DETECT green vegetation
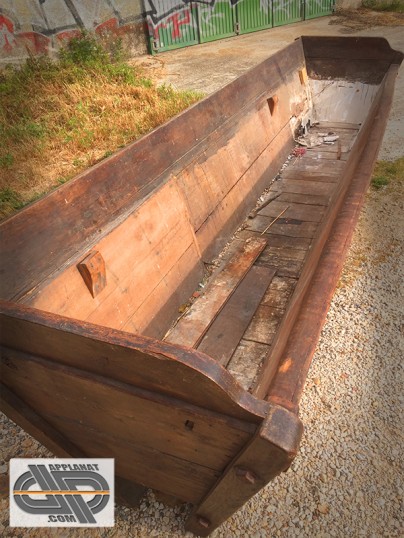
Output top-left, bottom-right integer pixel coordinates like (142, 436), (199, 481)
(0, 31), (203, 219)
(362, 0), (404, 12)
(0, 188), (24, 215)
(371, 158), (404, 190)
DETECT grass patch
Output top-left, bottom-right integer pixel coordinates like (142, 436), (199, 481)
(362, 0), (404, 12)
(0, 32), (203, 220)
(0, 188), (24, 216)
(371, 158), (404, 190)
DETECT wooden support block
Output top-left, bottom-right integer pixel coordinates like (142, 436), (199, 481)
(77, 251), (106, 298)
(154, 490), (182, 508)
(115, 477), (146, 508)
(184, 405), (303, 536)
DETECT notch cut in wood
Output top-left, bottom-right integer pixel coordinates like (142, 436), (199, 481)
(77, 251), (106, 298)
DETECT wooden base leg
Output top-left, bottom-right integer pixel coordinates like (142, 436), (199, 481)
(185, 404), (303, 536)
(115, 476), (147, 508)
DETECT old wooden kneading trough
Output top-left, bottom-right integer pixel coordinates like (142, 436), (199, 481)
(0, 37), (402, 534)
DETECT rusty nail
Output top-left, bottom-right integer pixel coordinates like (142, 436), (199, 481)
(235, 466), (258, 485)
(197, 516), (211, 528)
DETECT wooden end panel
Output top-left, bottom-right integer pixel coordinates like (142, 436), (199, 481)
(2, 319), (267, 503)
(0, 301), (269, 423)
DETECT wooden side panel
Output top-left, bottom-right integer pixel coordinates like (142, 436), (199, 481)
(177, 70), (309, 262)
(0, 40), (306, 304)
(27, 182), (204, 337)
(253, 71), (388, 400)
(267, 65), (402, 411)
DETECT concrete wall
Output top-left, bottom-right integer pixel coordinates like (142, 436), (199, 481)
(336, 0), (362, 9)
(0, 0), (148, 64)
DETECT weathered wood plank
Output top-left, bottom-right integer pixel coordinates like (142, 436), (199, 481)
(243, 305), (283, 346)
(165, 238), (267, 348)
(261, 276), (297, 310)
(227, 340), (271, 391)
(256, 255), (304, 279)
(258, 201), (325, 223)
(236, 229), (312, 250)
(248, 216), (318, 238)
(276, 192), (331, 206)
(272, 178), (337, 197)
(280, 169), (340, 181)
(197, 266), (276, 367)
(305, 150), (348, 161)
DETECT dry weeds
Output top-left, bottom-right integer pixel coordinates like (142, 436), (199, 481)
(0, 53), (201, 220)
(330, 7), (404, 33)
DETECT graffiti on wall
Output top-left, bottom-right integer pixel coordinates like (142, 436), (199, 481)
(145, 0), (280, 45)
(0, 0), (145, 61)
(145, 0), (240, 44)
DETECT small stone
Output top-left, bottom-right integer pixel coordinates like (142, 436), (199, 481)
(313, 378), (321, 386)
(317, 503), (329, 515)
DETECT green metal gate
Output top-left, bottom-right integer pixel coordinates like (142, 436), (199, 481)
(273, 0), (303, 27)
(148, 5), (199, 54)
(198, 1), (236, 43)
(237, 0), (272, 35)
(305, 0), (334, 19)
(147, 0), (334, 54)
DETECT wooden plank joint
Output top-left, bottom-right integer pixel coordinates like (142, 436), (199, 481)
(77, 251), (107, 298)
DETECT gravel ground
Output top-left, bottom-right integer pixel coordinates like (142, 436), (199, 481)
(1, 22), (403, 538)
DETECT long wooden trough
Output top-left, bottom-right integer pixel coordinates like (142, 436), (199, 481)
(0, 37), (402, 534)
